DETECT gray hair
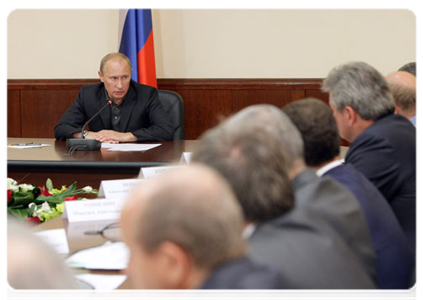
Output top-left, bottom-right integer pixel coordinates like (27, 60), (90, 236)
(191, 105), (296, 223)
(322, 61), (395, 120)
(5, 220), (88, 300)
(226, 105), (305, 167)
(398, 62), (416, 77)
(135, 164), (247, 270)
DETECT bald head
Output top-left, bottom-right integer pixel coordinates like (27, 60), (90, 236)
(121, 164), (247, 270)
(386, 71), (416, 118)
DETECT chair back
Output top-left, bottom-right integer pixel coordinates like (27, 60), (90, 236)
(158, 89), (185, 140)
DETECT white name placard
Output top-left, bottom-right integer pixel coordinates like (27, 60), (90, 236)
(138, 165), (184, 179)
(98, 178), (143, 199)
(35, 229), (69, 254)
(179, 152), (192, 164)
(62, 198), (126, 223)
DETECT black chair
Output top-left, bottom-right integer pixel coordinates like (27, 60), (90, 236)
(157, 90), (185, 140)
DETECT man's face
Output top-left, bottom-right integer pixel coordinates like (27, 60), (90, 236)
(99, 58), (131, 102)
(328, 99), (351, 142)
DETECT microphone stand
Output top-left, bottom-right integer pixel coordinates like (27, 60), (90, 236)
(66, 100), (113, 154)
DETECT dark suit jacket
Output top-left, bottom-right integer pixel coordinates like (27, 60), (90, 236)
(325, 163), (414, 288)
(250, 208), (381, 300)
(293, 168), (376, 275)
(345, 114), (416, 253)
(54, 81), (174, 142)
(199, 257), (284, 289)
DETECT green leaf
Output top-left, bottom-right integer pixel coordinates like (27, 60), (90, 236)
(10, 192), (34, 207)
(46, 178), (54, 192)
(36, 195), (63, 204)
(8, 207), (30, 220)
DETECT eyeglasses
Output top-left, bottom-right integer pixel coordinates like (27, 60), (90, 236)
(84, 222), (121, 242)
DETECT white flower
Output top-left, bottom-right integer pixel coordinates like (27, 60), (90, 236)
(82, 186), (93, 193)
(32, 202), (52, 218)
(39, 202), (51, 212)
(7, 178), (18, 192)
(18, 183), (34, 193)
(28, 203), (37, 216)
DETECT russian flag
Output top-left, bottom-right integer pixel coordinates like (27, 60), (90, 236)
(118, 9), (157, 88)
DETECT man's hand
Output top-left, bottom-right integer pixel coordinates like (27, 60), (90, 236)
(94, 130), (137, 143)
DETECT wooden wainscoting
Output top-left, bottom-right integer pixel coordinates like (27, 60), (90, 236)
(7, 78), (330, 140)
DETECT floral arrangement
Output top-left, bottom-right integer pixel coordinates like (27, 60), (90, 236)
(7, 178), (98, 223)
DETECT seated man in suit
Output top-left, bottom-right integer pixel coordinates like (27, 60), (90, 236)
(54, 52), (174, 143)
(386, 71), (416, 126)
(322, 62), (416, 255)
(192, 105), (376, 288)
(8, 219), (79, 289)
(120, 164), (283, 289)
(283, 98), (414, 288)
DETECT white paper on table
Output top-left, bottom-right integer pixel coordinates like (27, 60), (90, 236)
(179, 152), (192, 164)
(102, 143), (161, 152)
(35, 228), (69, 254)
(66, 241), (129, 270)
(138, 165), (184, 179)
(8, 143), (50, 149)
(75, 274), (127, 290)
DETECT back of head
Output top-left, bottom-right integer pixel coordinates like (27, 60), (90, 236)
(322, 61), (395, 120)
(283, 98), (340, 167)
(134, 164), (247, 270)
(192, 105), (295, 223)
(398, 62), (416, 77)
(386, 71), (416, 116)
(8, 220), (77, 289)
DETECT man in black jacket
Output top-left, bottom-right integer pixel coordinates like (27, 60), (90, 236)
(54, 53), (174, 143)
(322, 61), (416, 255)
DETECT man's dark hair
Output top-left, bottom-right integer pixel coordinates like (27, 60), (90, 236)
(192, 122), (294, 223)
(398, 62), (416, 77)
(283, 98), (340, 167)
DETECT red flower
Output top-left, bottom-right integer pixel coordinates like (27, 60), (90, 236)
(39, 187), (53, 197)
(26, 216), (41, 223)
(64, 194), (78, 201)
(7, 190), (13, 202)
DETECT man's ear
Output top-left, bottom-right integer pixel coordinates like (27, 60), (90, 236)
(157, 241), (192, 289)
(344, 106), (357, 127)
(98, 71), (104, 82)
(394, 106), (400, 114)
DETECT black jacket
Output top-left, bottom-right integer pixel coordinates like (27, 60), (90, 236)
(345, 113), (416, 253)
(54, 80), (174, 142)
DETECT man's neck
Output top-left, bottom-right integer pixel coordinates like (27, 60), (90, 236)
(185, 267), (210, 289)
(348, 119), (375, 142)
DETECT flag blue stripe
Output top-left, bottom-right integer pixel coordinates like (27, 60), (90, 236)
(119, 9), (153, 82)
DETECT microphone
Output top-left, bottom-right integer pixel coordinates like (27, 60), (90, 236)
(66, 100), (113, 153)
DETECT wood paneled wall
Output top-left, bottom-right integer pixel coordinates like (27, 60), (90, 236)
(7, 79), (330, 140)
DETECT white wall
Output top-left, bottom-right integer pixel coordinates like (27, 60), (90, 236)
(7, 9), (416, 79)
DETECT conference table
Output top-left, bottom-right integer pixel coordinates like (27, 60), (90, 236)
(8, 137), (350, 290)
(7, 138), (199, 189)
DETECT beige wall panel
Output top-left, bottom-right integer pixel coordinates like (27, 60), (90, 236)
(8, 9), (415, 79)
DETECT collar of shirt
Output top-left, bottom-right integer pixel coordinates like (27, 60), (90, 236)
(410, 113), (420, 130)
(242, 223), (257, 239)
(315, 159), (344, 177)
